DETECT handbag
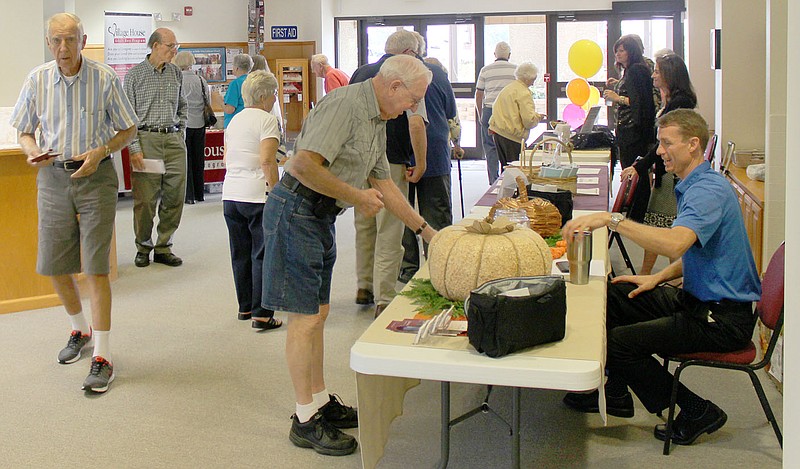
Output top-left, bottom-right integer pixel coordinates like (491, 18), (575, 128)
(200, 80), (217, 128)
(466, 276), (566, 358)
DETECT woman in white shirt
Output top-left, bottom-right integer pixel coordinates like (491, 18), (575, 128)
(222, 70), (282, 330)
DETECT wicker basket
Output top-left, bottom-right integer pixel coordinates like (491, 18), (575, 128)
(487, 176), (562, 237)
(519, 137), (578, 194)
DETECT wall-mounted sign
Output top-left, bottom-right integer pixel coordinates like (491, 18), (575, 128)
(271, 26), (298, 40)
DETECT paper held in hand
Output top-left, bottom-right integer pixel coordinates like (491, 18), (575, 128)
(132, 159), (166, 174)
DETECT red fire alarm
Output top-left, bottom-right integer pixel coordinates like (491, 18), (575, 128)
(184, 6), (193, 16)
(543, 73), (551, 83)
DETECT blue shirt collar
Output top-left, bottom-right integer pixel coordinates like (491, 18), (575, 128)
(675, 161), (712, 197)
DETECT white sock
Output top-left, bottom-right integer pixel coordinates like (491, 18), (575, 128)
(68, 312), (90, 335)
(92, 330), (111, 361)
(312, 389), (330, 411)
(296, 401), (319, 423)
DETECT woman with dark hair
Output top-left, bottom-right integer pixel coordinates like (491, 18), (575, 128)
(604, 34), (656, 223)
(620, 53), (698, 274)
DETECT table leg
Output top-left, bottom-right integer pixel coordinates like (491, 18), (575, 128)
(437, 381), (451, 469)
(512, 387), (520, 469)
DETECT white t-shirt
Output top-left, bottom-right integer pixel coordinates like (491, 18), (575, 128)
(222, 108), (280, 203)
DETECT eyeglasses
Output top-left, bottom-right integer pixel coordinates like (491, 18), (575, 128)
(162, 43), (180, 50)
(400, 82), (425, 107)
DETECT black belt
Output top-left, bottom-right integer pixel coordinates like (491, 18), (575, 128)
(280, 173), (345, 217)
(53, 156), (112, 172)
(139, 125), (181, 133)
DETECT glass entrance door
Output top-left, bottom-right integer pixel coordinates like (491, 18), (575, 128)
(422, 20), (479, 157)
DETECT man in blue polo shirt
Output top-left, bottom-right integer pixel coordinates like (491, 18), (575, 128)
(560, 109), (761, 447)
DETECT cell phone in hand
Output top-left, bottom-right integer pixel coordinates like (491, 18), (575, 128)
(556, 261), (570, 273)
(30, 151), (60, 163)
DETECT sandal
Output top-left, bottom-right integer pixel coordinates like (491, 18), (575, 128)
(252, 317), (282, 330)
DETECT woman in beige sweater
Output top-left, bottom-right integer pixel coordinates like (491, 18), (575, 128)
(489, 62), (544, 169)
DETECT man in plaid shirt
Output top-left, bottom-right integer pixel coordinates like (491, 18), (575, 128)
(124, 28), (188, 268)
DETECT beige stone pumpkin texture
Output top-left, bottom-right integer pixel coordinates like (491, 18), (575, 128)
(428, 224), (553, 301)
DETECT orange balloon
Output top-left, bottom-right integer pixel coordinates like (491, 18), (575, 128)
(566, 78), (590, 106)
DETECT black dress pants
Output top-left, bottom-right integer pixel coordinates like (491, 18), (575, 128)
(400, 174), (453, 281)
(606, 281), (755, 413)
(492, 133), (523, 168)
(185, 127), (206, 202)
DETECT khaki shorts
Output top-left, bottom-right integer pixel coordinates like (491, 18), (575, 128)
(36, 159), (118, 276)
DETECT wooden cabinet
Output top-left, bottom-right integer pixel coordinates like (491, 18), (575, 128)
(0, 148), (118, 314)
(276, 58), (310, 133)
(725, 165), (764, 272)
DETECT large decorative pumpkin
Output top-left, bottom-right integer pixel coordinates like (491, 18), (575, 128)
(428, 219), (553, 301)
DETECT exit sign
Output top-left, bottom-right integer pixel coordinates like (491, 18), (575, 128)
(271, 26), (298, 40)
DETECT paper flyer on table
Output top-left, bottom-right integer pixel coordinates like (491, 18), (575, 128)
(578, 177), (599, 184)
(576, 167), (601, 175)
(577, 187), (600, 195)
(132, 159), (166, 174)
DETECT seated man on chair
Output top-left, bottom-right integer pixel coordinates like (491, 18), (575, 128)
(561, 109), (761, 446)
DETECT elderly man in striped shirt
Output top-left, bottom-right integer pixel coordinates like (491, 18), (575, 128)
(11, 13), (138, 393)
(475, 41), (517, 184)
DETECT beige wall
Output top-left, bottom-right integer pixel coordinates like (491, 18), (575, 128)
(783, 1), (799, 463)
(686, 0), (716, 134)
(765, 0), (787, 264)
(0, 4), (45, 106)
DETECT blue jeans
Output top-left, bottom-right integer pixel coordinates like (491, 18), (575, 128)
(223, 200), (273, 319)
(261, 183), (337, 315)
(480, 106), (499, 184)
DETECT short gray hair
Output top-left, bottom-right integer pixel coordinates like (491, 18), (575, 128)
(515, 62), (538, 83)
(233, 54), (253, 73)
(242, 70), (278, 107)
(251, 54), (268, 72)
(311, 54), (329, 67)
(385, 30), (419, 55)
(147, 30), (162, 49)
(173, 51), (195, 70)
(494, 42), (511, 59)
(378, 54), (432, 87)
(47, 13), (84, 39)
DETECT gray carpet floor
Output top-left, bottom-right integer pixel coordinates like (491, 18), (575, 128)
(0, 160), (783, 468)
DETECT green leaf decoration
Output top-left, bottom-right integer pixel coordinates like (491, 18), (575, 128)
(399, 279), (466, 319)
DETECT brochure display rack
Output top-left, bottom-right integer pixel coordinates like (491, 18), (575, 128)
(276, 58), (310, 132)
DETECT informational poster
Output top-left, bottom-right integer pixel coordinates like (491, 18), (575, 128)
(181, 47), (226, 83)
(225, 48), (243, 80)
(103, 11), (153, 82)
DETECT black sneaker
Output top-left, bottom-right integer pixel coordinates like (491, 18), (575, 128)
(289, 413), (358, 456)
(82, 356), (115, 393)
(57, 330), (92, 364)
(320, 394), (359, 428)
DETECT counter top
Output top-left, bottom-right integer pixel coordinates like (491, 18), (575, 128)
(725, 164), (764, 204)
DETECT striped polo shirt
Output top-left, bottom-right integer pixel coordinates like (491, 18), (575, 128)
(11, 57), (138, 159)
(476, 59), (517, 107)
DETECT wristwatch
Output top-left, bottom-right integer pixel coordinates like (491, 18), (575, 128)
(609, 212), (625, 232)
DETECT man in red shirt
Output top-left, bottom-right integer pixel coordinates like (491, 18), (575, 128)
(311, 54), (349, 94)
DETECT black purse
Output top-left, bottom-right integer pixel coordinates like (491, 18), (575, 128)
(466, 276), (567, 358)
(201, 80), (217, 128)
